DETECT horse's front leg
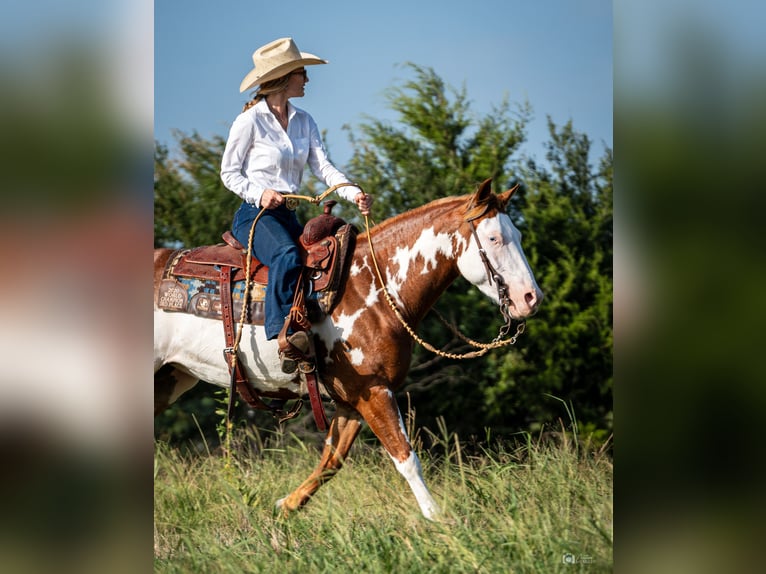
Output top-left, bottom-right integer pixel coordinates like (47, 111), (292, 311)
(355, 386), (441, 521)
(277, 402), (363, 514)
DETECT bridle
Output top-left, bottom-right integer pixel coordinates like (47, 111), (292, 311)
(465, 211), (517, 339)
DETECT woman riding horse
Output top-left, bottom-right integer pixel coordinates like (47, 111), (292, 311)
(220, 37), (373, 374)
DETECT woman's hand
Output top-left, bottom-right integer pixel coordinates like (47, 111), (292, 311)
(260, 189), (284, 209)
(354, 192), (373, 216)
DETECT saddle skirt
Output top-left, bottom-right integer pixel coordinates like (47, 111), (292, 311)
(157, 202), (357, 325)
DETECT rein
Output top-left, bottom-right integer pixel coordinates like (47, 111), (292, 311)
(363, 199), (526, 360)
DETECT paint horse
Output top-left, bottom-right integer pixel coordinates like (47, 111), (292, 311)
(154, 178), (543, 520)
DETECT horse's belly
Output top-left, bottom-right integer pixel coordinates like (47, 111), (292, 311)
(153, 310), (302, 393)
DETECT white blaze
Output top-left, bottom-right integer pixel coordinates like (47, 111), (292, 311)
(456, 213), (540, 308)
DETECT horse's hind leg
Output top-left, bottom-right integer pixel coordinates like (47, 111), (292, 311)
(355, 386), (441, 521)
(154, 364), (199, 416)
(277, 402), (363, 513)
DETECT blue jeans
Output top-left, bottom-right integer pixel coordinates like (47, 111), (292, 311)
(232, 201), (304, 340)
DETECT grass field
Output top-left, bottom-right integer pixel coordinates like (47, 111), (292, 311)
(154, 421), (612, 573)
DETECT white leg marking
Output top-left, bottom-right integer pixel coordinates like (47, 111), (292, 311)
(391, 451), (441, 521)
(383, 389), (440, 519)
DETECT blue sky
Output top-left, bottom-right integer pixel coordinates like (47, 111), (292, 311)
(155, 0), (612, 169)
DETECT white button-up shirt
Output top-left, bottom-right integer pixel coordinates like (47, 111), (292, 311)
(220, 99), (358, 207)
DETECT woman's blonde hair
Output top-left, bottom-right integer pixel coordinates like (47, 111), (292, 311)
(242, 74), (291, 112)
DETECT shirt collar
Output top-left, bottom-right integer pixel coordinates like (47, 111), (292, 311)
(254, 98), (296, 119)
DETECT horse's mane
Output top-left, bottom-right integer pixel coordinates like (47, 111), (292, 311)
(362, 191), (499, 239)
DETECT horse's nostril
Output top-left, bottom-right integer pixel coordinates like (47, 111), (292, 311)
(524, 291), (537, 307)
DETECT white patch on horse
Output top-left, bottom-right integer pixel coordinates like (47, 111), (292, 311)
(315, 264), (378, 366)
(154, 311), (301, 393)
(314, 317), (353, 366)
(382, 227), (460, 309)
(348, 348), (364, 366)
(363, 279), (380, 307)
(391, 246), (413, 281)
(392, 227), (456, 282)
(322, 309), (362, 344)
(457, 214), (508, 287)
(350, 254), (373, 277)
(314, 300), (372, 366)
(384, 267), (405, 309)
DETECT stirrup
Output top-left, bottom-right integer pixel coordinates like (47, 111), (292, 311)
(279, 331), (311, 374)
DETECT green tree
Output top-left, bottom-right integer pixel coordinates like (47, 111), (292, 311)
(154, 130), (239, 248)
(341, 63), (529, 221)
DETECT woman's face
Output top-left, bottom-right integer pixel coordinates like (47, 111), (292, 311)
(285, 68), (308, 99)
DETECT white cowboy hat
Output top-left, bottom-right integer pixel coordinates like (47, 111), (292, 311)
(239, 37), (328, 93)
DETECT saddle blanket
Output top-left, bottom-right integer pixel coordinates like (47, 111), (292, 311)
(157, 273), (266, 325)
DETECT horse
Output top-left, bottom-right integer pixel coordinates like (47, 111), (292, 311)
(153, 178), (543, 520)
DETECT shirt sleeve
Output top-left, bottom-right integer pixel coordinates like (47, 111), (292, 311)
(305, 115), (359, 202)
(220, 113), (264, 206)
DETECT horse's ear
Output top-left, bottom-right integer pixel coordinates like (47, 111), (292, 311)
(475, 178), (493, 202)
(464, 178), (494, 221)
(497, 183), (520, 211)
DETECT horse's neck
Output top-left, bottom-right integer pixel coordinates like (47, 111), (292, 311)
(360, 205), (465, 324)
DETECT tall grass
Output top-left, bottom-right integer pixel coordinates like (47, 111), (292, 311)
(154, 421), (612, 573)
